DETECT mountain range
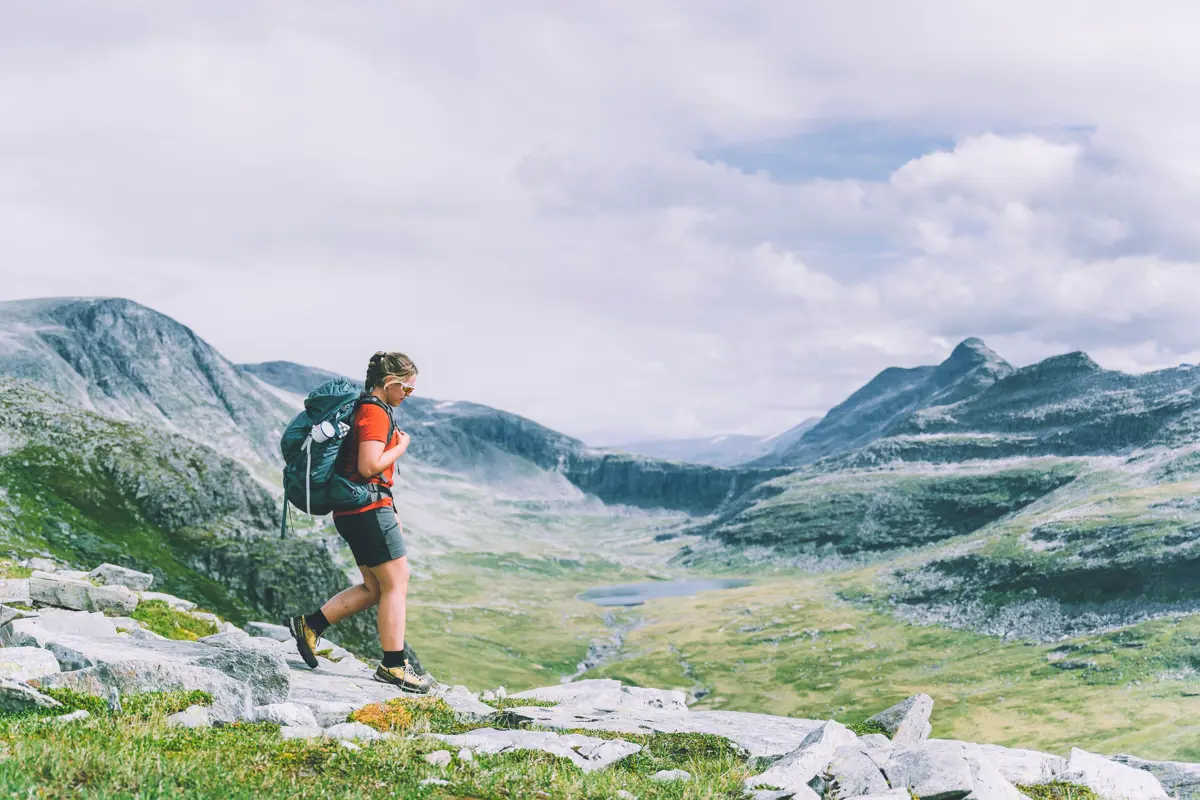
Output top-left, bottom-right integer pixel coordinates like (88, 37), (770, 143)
(3, 295), (1200, 647)
(612, 418), (819, 467)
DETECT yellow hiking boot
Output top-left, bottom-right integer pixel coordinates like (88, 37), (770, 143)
(373, 662), (432, 695)
(287, 615), (321, 669)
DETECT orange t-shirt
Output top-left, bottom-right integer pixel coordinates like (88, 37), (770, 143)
(332, 402), (398, 518)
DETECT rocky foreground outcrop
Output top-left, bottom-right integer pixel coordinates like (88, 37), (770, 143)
(0, 560), (1192, 800)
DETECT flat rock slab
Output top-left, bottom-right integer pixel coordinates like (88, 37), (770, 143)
(510, 678), (687, 712)
(10, 609), (118, 639)
(506, 705), (823, 758)
(3, 620), (212, 671)
(88, 564), (154, 592)
(41, 660), (253, 722)
(1064, 748), (1169, 800)
(243, 621), (291, 641)
(0, 646), (61, 683)
(1112, 754), (1200, 800)
(432, 727), (641, 772)
(29, 572), (137, 615)
(0, 579), (30, 605)
(960, 741), (1066, 787)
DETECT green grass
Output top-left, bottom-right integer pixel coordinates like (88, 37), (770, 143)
(585, 572), (1200, 761)
(0, 560), (32, 579)
(132, 600), (219, 641)
(0, 446), (253, 622)
(0, 692), (753, 799)
(1017, 782), (1102, 800)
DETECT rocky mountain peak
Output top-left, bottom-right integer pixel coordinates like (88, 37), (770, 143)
(0, 296), (293, 469)
(1028, 350), (1103, 374)
(937, 337), (1013, 378)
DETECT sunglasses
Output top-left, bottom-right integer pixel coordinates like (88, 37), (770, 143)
(385, 378), (416, 396)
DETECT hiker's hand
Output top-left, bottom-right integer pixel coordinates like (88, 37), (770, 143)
(394, 431), (411, 456)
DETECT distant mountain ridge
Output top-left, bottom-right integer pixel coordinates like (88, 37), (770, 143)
(0, 297), (292, 468)
(757, 338), (1015, 466)
(239, 361), (354, 397)
(614, 418), (820, 467)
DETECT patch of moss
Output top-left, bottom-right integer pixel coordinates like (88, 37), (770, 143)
(480, 697), (559, 712)
(349, 698), (414, 732)
(41, 688), (108, 716)
(846, 718), (890, 737)
(131, 600), (218, 641)
(124, 691), (212, 720)
(1018, 782), (1102, 800)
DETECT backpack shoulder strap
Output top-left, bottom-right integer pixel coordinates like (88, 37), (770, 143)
(356, 393), (398, 446)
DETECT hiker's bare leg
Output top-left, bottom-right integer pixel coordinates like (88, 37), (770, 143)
(369, 556), (409, 651)
(320, 566), (380, 624)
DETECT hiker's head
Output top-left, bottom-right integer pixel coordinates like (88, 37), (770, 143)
(365, 351), (418, 406)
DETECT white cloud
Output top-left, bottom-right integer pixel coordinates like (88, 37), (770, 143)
(4, 2), (1200, 442)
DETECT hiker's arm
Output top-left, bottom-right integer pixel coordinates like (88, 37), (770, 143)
(357, 432), (411, 477)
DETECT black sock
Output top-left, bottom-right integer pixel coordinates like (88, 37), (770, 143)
(382, 649), (405, 668)
(305, 610), (330, 636)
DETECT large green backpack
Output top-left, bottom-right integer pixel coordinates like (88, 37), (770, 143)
(279, 378), (395, 536)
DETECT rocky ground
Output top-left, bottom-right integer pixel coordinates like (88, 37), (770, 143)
(0, 560), (1195, 799)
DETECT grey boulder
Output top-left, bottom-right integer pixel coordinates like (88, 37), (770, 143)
(883, 739), (975, 800)
(324, 722), (393, 742)
(166, 705), (212, 729)
(40, 660), (252, 722)
(0, 678), (61, 712)
(1112, 754), (1200, 800)
(88, 564), (154, 592)
(651, 769), (691, 782)
(0, 646), (61, 683)
(866, 694), (933, 746)
(1063, 748), (1169, 800)
(432, 728), (642, 772)
(195, 647), (290, 706)
(250, 702), (318, 728)
(826, 744), (890, 797)
(300, 700), (355, 728)
(962, 742), (1066, 786)
(746, 720), (857, 793)
(29, 571), (137, 615)
(856, 733), (895, 768)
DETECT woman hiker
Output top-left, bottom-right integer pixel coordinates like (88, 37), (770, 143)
(288, 351), (432, 695)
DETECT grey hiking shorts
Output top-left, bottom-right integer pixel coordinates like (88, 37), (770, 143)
(333, 506), (407, 567)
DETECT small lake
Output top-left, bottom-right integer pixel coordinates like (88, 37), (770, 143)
(578, 578), (751, 607)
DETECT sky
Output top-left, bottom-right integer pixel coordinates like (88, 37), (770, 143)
(5, 2), (1200, 445)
